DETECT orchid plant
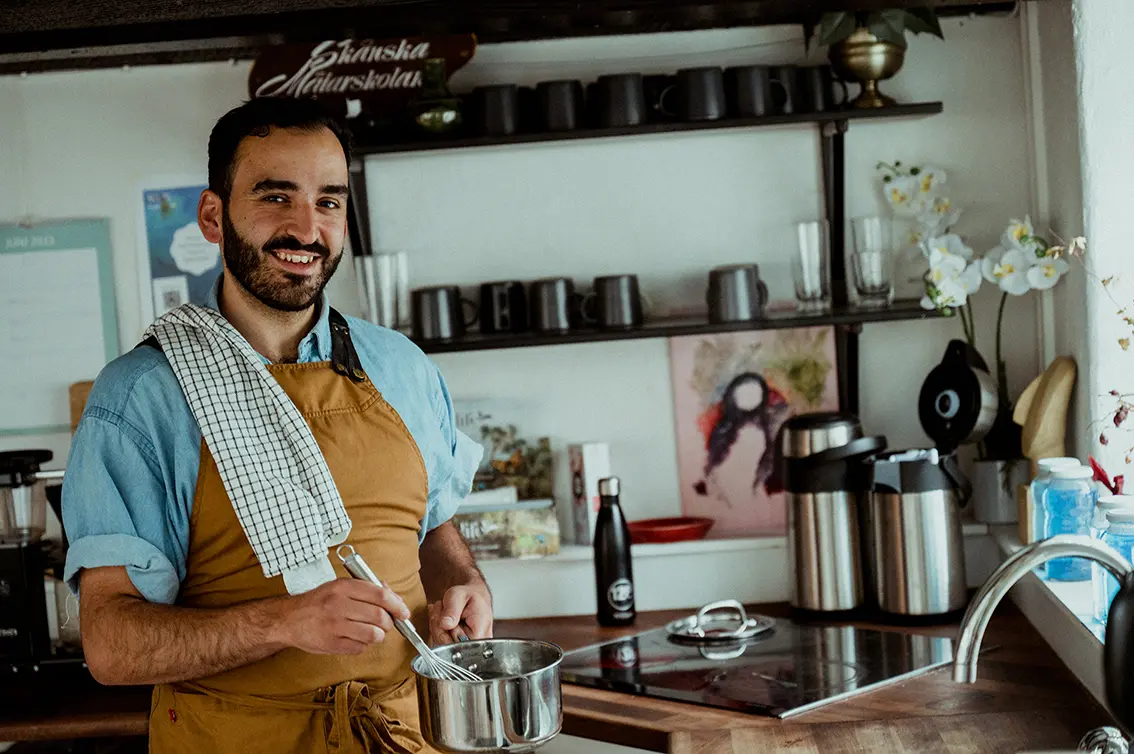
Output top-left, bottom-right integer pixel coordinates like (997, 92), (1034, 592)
(878, 161), (1074, 458)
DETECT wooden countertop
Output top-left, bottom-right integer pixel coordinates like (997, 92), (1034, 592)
(0, 602), (1112, 752)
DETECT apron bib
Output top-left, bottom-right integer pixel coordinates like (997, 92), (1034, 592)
(149, 311), (436, 754)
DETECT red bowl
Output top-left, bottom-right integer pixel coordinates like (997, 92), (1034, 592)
(627, 516), (714, 544)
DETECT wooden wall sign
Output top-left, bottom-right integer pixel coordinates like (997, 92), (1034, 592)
(248, 34), (476, 114)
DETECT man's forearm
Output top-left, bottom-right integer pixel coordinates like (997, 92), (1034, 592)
(84, 593), (288, 686)
(419, 521), (488, 602)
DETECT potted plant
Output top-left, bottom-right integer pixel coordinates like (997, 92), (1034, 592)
(812, 9), (944, 108)
(877, 160), (1076, 522)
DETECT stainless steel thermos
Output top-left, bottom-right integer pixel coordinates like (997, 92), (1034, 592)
(779, 413), (885, 613)
(866, 449), (970, 617)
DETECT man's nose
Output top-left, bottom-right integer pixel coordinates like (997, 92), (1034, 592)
(284, 204), (320, 246)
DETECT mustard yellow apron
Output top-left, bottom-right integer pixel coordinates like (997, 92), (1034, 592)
(149, 312), (436, 754)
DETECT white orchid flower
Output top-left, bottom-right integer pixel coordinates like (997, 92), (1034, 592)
(902, 223), (927, 249)
(920, 274), (969, 310)
(1026, 256), (1070, 290)
(928, 247), (965, 277)
(920, 244), (978, 310)
(922, 233), (974, 263)
(915, 166), (947, 197)
(981, 246), (1033, 295)
(885, 174), (923, 217)
(998, 215), (1046, 259)
(958, 261), (983, 295)
(926, 196), (962, 232)
(1001, 216), (1033, 249)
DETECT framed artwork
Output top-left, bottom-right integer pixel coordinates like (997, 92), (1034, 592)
(668, 327), (839, 538)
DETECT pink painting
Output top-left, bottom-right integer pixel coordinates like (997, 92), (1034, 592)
(668, 327), (839, 538)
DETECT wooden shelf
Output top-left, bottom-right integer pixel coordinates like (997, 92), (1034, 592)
(413, 299), (943, 354)
(2, 3), (1026, 75)
(355, 102), (944, 157)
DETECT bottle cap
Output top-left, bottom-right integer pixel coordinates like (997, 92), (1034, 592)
(599, 477), (620, 497)
(1038, 457), (1081, 473)
(1106, 508), (1134, 525)
(1097, 495), (1134, 511)
(1051, 465), (1093, 480)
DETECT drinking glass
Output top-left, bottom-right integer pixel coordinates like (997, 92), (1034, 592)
(356, 251), (410, 329)
(794, 220), (831, 312)
(850, 216), (894, 307)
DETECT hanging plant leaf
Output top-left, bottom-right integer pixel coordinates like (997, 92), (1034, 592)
(905, 8), (945, 39)
(818, 12), (857, 46)
(867, 10), (908, 47)
(802, 18), (818, 54)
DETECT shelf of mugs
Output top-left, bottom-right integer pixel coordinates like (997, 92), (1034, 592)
(411, 299), (944, 355)
(353, 102), (944, 157)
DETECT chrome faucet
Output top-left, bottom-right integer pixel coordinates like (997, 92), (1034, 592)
(953, 534), (1133, 684)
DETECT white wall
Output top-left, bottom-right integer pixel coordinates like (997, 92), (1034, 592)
(0, 18), (1038, 595)
(1033, 0), (1087, 460)
(1073, 0), (1134, 474)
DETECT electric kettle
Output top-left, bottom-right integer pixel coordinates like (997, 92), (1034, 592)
(918, 340), (998, 453)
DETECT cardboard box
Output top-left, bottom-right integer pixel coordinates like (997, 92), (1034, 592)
(452, 499), (560, 560)
(568, 442), (611, 545)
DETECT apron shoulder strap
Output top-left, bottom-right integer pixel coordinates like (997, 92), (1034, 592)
(136, 310), (366, 383)
(328, 308), (367, 383)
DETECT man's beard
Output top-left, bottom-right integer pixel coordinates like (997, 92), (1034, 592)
(221, 210), (341, 313)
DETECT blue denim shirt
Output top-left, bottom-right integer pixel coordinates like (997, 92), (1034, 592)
(61, 279), (482, 604)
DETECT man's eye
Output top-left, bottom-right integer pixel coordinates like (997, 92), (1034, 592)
(262, 195), (286, 203)
(319, 199), (342, 210)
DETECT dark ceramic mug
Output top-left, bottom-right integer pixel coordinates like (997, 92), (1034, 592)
(411, 286), (478, 342)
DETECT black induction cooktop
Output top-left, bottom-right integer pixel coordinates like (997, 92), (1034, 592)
(559, 617), (953, 718)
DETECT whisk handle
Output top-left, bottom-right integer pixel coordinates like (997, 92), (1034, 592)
(337, 545), (434, 658)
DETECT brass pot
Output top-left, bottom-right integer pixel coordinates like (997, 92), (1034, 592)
(829, 27), (906, 109)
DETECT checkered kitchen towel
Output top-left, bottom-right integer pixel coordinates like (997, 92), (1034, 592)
(145, 303), (352, 595)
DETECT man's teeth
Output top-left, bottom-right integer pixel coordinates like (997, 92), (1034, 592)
(274, 251), (316, 264)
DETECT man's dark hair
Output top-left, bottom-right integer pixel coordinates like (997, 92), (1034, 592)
(207, 97), (353, 200)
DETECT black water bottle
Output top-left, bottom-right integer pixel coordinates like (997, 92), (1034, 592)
(594, 476), (636, 626)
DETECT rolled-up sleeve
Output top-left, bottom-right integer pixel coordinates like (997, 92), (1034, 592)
(62, 407), (182, 604)
(421, 364), (483, 537)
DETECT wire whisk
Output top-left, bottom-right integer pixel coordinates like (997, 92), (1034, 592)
(336, 545), (483, 683)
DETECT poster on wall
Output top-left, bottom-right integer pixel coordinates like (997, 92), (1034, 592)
(137, 180), (218, 325)
(0, 219), (119, 434)
(668, 327), (839, 538)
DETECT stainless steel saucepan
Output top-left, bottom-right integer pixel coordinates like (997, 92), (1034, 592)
(414, 639), (564, 753)
(337, 546), (564, 753)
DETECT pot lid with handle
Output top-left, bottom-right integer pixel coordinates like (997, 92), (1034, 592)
(665, 599), (775, 644)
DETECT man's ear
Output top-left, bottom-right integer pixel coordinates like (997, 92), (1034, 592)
(198, 190), (223, 245)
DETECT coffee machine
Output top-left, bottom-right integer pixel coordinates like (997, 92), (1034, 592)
(0, 450), (78, 673)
